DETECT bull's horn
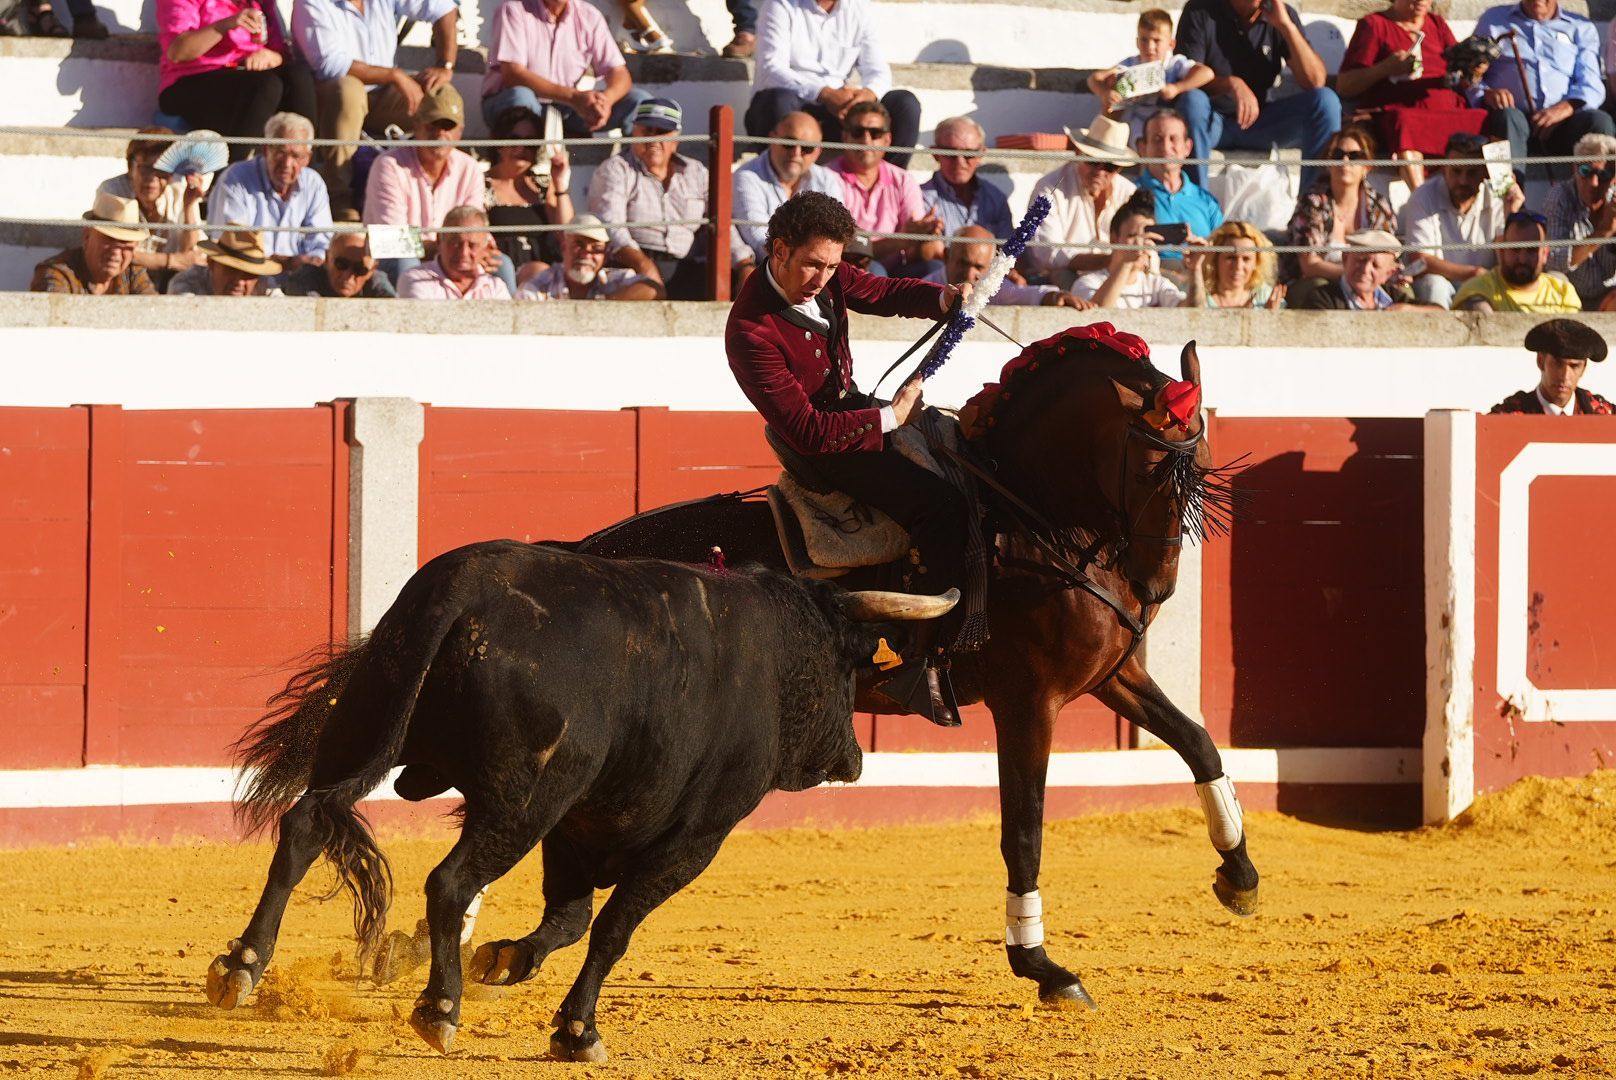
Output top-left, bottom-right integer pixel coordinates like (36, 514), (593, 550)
(843, 588), (960, 622)
(1180, 341), (1202, 387)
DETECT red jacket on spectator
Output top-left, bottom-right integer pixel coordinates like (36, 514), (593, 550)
(726, 260), (944, 455)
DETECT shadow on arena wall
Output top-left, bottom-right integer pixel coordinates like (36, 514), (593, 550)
(1205, 417), (1425, 826)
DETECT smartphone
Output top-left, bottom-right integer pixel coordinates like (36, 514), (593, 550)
(1152, 222), (1190, 245)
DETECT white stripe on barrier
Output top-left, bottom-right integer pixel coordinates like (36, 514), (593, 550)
(0, 747), (1415, 811)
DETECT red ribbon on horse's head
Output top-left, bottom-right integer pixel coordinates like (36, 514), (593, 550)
(1144, 379), (1201, 432)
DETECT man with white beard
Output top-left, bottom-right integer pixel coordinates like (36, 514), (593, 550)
(516, 215), (665, 300)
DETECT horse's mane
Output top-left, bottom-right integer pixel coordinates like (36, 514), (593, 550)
(959, 323), (1165, 442)
(958, 322), (1241, 560)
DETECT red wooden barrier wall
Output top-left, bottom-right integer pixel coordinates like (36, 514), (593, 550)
(0, 408), (89, 767)
(1200, 416), (1425, 749)
(0, 405), (345, 769)
(1472, 418), (1616, 792)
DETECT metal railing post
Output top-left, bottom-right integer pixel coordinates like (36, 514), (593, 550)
(708, 104), (734, 302)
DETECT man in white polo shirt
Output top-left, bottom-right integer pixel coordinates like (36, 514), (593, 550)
(1400, 132), (1524, 309)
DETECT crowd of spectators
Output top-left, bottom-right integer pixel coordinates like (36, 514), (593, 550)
(24, 0), (1616, 313)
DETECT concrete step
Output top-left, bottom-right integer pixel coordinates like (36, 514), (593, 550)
(46, 0), (1592, 64)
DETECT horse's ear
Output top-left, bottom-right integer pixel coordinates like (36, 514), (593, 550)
(1180, 341), (1202, 387)
(1109, 378), (1145, 412)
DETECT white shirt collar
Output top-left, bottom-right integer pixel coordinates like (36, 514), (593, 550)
(1537, 387), (1575, 414)
(765, 259), (829, 329)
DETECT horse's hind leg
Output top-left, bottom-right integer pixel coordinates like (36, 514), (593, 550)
(205, 795), (325, 1008)
(470, 839), (594, 987)
(989, 692), (1096, 1010)
(1091, 655), (1260, 917)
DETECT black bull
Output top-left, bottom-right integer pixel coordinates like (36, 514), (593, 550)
(205, 540), (956, 1062)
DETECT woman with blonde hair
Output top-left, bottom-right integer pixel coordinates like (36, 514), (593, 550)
(1187, 220), (1285, 309)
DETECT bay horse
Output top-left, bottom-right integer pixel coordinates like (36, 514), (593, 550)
(569, 322), (1259, 1008)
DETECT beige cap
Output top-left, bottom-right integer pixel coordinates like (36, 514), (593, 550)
(1345, 229), (1401, 252)
(1064, 114), (1134, 163)
(83, 190), (150, 243)
(568, 213), (610, 244)
(415, 82), (465, 128)
(198, 226), (284, 276)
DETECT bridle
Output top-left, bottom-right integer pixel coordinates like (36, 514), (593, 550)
(1112, 415), (1205, 553)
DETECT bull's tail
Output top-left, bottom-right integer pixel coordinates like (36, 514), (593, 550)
(231, 560), (474, 959)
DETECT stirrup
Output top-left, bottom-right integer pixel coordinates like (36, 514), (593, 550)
(869, 658), (961, 728)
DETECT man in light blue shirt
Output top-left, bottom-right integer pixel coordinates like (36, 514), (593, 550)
(206, 113), (333, 277)
(917, 116), (1013, 254)
(732, 111), (844, 261)
(292, 0), (459, 203)
(1472, 0), (1614, 175)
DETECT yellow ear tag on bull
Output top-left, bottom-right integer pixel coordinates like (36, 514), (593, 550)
(872, 637), (902, 670)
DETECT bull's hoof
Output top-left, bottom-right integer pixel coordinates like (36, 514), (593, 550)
(1213, 870), (1260, 919)
(372, 920), (431, 985)
(469, 938), (538, 986)
(1038, 978), (1097, 1012)
(549, 1020), (608, 1064)
(409, 994), (459, 1054)
(204, 938), (265, 1009)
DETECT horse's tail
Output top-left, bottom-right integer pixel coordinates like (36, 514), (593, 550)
(231, 553), (476, 959)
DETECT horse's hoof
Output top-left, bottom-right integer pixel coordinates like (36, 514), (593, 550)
(205, 958), (255, 1009)
(1214, 870), (1260, 918)
(1038, 979), (1097, 1012)
(372, 922), (430, 985)
(409, 998), (458, 1055)
(550, 1020), (608, 1063)
(204, 940), (264, 1009)
(470, 939), (536, 986)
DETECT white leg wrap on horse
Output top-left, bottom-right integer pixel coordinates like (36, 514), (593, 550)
(459, 887), (487, 945)
(1196, 774), (1244, 851)
(1005, 889), (1044, 948)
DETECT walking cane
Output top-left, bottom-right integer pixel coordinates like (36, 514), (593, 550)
(1505, 28), (1535, 114)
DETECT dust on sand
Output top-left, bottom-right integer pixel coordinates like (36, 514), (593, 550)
(2, 773), (1612, 1079)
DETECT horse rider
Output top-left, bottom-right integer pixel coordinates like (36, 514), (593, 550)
(1489, 318), (1614, 415)
(725, 190), (971, 725)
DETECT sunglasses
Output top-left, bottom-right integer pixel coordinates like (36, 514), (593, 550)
(1090, 160), (1121, 173)
(1578, 163), (1615, 183)
(332, 255), (371, 274)
(1326, 148), (1369, 161)
(846, 126), (888, 140)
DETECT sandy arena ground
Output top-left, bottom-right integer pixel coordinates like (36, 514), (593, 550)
(2, 773), (1613, 1079)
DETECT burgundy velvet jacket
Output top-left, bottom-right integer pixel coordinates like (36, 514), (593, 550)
(726, 260), (946, 455)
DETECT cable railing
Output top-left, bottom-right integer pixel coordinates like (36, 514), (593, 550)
(8, 107), (1616, 298)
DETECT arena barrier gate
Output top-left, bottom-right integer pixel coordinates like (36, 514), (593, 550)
(1, 402), (1607, 845)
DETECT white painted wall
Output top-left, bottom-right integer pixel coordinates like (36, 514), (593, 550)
(0, 322), (1597, 418)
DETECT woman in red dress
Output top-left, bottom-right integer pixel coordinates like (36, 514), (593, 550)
(1338, 0), (1485, 189)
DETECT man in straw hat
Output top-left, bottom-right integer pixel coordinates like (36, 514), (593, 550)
(1021, 114), (1138, 287)
(31, 192), (157, 295)
(1490, 317), (1614, 414)
(168, 226), (285, 296)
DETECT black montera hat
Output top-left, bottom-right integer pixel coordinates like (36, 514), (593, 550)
(1525, 318), (1607, 363)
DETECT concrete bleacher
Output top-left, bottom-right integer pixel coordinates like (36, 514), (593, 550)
(0, 0), (1603, 288)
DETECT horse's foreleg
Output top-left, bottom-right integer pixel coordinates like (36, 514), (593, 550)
(990, 695), (1096, 1010)
(1092, 656), (1259, 917)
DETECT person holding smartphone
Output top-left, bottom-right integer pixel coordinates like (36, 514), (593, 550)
(1073, 190), (1188, 308)
(1133, 109), (1225, 270)
(158, 0), (317, 160)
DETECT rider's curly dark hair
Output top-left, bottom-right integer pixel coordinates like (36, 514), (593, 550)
(765, 191), (858, 256)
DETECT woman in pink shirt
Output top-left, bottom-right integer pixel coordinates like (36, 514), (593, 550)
(158, 0), (316, 160)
